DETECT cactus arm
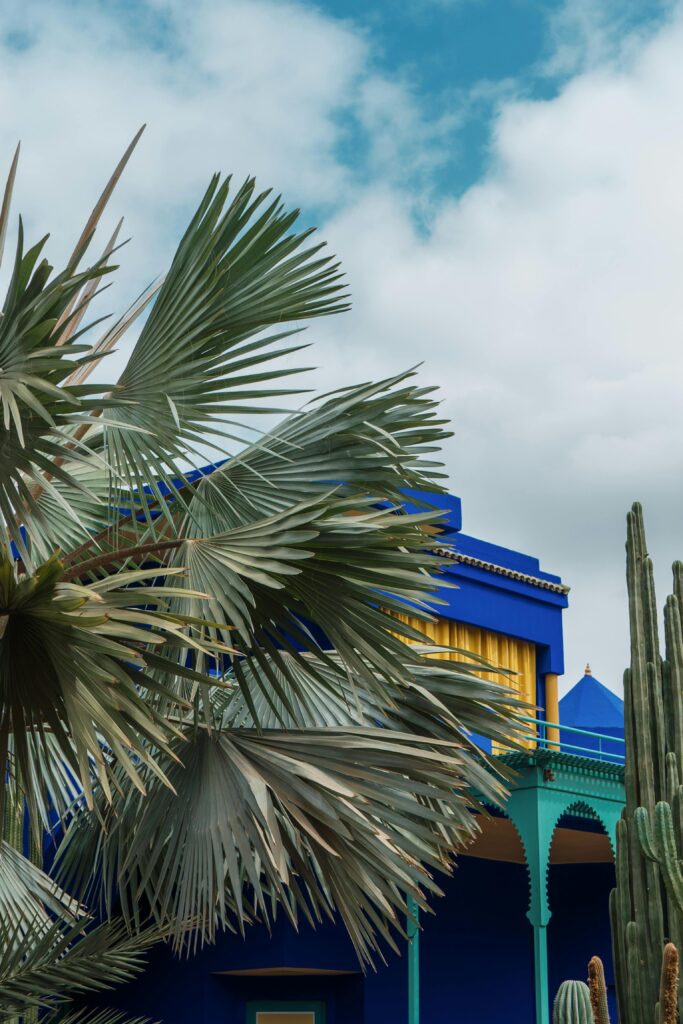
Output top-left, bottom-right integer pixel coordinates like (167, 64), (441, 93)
(626, 507), (657, 812)
(649, 657), (668, 804)
(665, 752), (679, 807)
(667, 577), (683, 758)
(635, 806), (659, 862)
(654, 801), (683, 916)
(609, 889), (628, 1024)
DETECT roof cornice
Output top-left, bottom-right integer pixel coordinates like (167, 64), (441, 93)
(434, 546), (570, 595)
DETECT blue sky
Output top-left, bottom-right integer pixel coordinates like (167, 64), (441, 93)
(1, 0), (683, 693)
(323, 0), (674, 200)
(345, 0), (671, 190)
(325, 0), (559, 194)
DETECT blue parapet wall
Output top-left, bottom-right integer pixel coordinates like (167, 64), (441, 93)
(435, 546), (567, 676)
(403, 486), (568, 677)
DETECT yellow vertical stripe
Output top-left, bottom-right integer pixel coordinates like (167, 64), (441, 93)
(396, 615), (537, 749)
(545, 673), (560, 748)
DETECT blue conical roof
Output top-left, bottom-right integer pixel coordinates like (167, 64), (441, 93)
(559, 665), (624, 730)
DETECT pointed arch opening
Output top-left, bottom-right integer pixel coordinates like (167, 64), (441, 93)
(548, 801), (614, 866)
(547, 802), (616, 1019)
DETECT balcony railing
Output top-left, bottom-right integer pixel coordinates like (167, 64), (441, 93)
(512, 714), (625, 764)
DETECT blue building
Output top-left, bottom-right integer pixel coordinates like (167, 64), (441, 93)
(108, 490), (626, 1024)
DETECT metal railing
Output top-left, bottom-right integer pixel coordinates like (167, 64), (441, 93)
(512, 714), (625, 764)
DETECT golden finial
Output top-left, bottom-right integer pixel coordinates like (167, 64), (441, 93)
(584, 663), (592, 675)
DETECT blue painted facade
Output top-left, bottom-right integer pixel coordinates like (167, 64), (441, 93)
(85, 488), (627, 1024)
(106, 840), (618, 1024)
(402, 485), (568, 678)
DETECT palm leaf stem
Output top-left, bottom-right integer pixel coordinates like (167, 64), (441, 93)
(61, 538), (185, 581)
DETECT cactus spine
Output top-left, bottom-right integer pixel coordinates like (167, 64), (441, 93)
(588, 956), (610, 1024)
(554, 981), (594, 1024)
(609, 503), (683, 1023)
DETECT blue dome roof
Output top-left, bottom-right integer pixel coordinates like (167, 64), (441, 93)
(559, 666), (624, 730)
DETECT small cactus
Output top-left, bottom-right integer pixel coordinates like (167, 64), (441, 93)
(553, 980), (594, 1024)
(588, 956), (610, 1024)
(659, 942), (679, 1024)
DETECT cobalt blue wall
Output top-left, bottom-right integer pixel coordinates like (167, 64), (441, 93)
(548, 861), (617, 1021)
(434, 557), (566, 676)
(98, 906), (412, 1024)
(105, 913), (367, 1023)
(419, 857), (535, 1023)
(98, 850), (617, 1024)
(402, 486), (568, 677)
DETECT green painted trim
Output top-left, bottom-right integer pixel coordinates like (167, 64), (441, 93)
(407, 895), (420, 1024)
(500, 748), (625, 781)
(246, 1000), (326, 1024)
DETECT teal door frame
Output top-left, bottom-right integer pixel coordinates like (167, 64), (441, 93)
(246, 1001), (326, 1023)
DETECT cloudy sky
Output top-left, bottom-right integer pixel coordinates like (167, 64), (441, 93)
(1, 0), (682, 694)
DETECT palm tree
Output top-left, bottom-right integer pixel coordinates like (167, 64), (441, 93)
(0, 130), (522, 1023)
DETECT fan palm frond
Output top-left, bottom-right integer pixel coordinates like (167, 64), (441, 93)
(55, 717), (507, 964)
(96, 174), (349, 524)
(51, 1009), (154, 1024)
(0, 913), (158, 1022)
(181, 369), (451, 534)
(0, 135), (523, 1005)
(0, 550), (234, 822)
(51, 1009), (153, 1024)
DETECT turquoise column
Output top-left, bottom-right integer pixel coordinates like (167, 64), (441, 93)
(407, 895), (420, 1024)
(506, 783), (554, 1024)
(531, 922), (550, 1024)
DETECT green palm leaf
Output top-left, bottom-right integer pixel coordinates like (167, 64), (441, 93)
(0, 225), (119, 566)
(98, 174), (349, 523)
(0, 840), (81, 950)
(0, 913), (158, 1021)
(51, 1009), (154, 1024)
(224, 646), (525, 762)
(181, 369), (451, 534)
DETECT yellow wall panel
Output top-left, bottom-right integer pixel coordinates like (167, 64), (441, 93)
(395, 615), (537, 748)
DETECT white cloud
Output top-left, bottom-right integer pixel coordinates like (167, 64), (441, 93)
(2, 0), (683, 694)
(0, 0), (447, 300)
(543, 0), (674, 78)
(306, 3), (683, 693)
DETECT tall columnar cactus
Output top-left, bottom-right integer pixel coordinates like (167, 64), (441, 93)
(554, 981), (594, 1024)
(609, 503), (683, 1022)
